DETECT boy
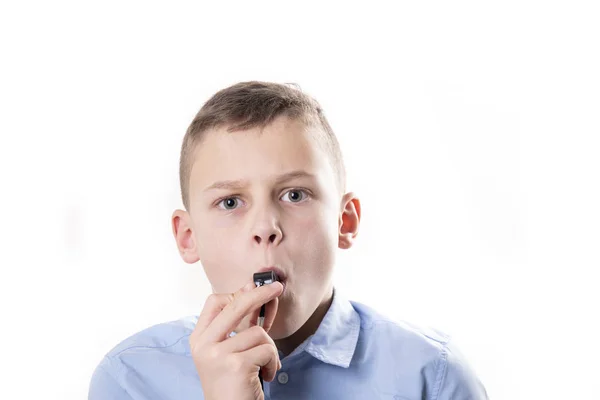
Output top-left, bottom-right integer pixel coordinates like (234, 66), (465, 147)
(89, 81), (488, 399)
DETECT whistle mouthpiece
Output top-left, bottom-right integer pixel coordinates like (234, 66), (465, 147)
(253, 271), (279, 287)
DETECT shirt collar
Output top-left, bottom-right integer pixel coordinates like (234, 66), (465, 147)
(226, 287), (361, 368)
(289, 286), (361, 368)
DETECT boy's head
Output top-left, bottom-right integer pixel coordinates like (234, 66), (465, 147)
(172, 81), (360, 340)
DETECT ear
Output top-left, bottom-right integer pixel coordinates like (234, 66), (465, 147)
(338, 192), (361, 250)
(172, 209), (200, 264)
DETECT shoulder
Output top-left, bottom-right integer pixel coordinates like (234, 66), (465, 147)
(103, 315), (197, 358)
(350, 301), (488, 399)
(89, 316), (200, 399)
(351, 300), (451, 356)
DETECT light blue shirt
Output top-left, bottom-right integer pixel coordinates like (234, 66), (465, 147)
(89, 288), (488, 399)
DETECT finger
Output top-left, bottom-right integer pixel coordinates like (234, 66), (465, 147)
(242, 343), (280, 382)
(262, 295), (279, 333)
(230, 282), (264, 334)
(220, 325), (276, 354)
(193, 281), (255, 337)
(248, 295), (279, 333)
(204, 281), (283, 343)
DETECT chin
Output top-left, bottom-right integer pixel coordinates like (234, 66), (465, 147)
(268, 316), (303, 340)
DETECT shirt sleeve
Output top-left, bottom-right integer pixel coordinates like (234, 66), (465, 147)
(88, 361), (132, 400)
(431, 339), (489, 400)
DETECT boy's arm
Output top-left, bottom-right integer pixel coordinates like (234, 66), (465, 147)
(431, 340), (489, 400)
(88, 360), (132, 400)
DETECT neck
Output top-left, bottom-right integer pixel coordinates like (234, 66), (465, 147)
(274, 286), (334, 357)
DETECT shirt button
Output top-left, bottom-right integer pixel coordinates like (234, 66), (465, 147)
(277, 371), (289, 384)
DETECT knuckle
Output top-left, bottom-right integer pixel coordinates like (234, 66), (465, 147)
(271, 344), (279, 359)
(225, 292), (236, 303)
(226, 296), (244, 314)
(189, 335), (204, 353)
(203, 295), (217, 310)
(259, 342), (274, 356)
(205, 293), (222, 308)
(189, 339), (201, 355)
(248, 325), (273, 346)
(226, 354), (245, 373)
(267, 344), (279, 364)
(205, 345), (221, 362)
(248, 325), (266, 338)
(190, 341), (209, 361)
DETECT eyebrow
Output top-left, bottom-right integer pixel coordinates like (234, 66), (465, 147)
(203, 170), (316, 192)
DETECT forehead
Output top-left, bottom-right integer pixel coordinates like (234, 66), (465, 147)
(189, 116), (336, 192)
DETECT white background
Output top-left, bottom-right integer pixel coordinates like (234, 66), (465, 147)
(1, 1), (599, 399)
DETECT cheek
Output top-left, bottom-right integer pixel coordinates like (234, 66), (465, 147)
(195, 218), (230, 261)
(193, 216), (248, 292)
(286, 208), (339, 275)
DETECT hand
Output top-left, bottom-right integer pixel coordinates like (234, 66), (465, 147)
(190, 280), (284, 400)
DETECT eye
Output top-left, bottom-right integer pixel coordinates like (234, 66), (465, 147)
(281, 189), (308, 203)
(217, 197), (242, 210)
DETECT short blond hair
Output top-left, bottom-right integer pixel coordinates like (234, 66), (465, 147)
(179, 81), (346, 210)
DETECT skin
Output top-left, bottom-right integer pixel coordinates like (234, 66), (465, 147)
(172, 115), (361, 357)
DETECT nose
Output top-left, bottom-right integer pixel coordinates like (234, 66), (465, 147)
(252, 211), (283, 246)
(253, 223), (283, 246)
(254, 232), (281, 245)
